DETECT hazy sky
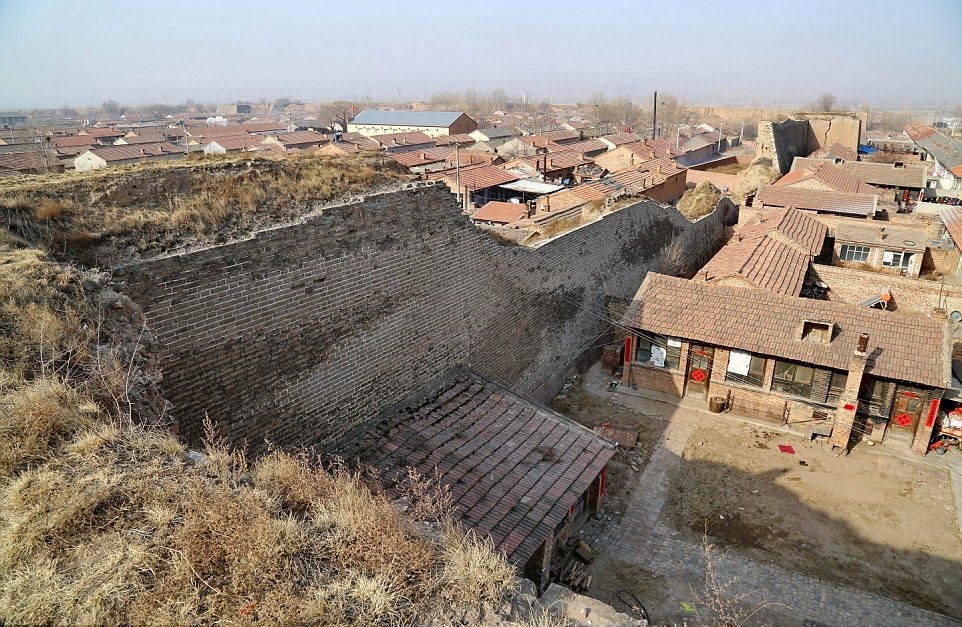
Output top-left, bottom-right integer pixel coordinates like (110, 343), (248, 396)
(1, 0), (960, 109)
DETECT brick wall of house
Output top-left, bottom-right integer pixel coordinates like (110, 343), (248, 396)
(812, 263), (962, 317)
(113, 183), (731, 450)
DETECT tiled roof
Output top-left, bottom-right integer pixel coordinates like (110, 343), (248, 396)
(774, 162), (878, 195)
(0, 151), (59, 172)
(79, 127), (124, 138)
(350, 110), (468, 127)
(117, 132), (169, 145)
(434, 164), (520, 190)
(435, 133), (476, 146)
(624, 139), (684, 159)
(370, 130), (435, 149)
(339, 132), (382, 151)
(625, 273), (949, 388)
(389, 146), (454, 168)
(904, 123), (937, 142)
(698, 234), (810, 296)
(548, 138), (607, 157)
(735, 207), (827, 255)
(939, 207), (962, 248)
(599, 132), (641, 147)
(835, 161), (927, 189)
(52, 135), (97, 148)
(273, 130), (328, 146)
(754, 185), (877, 217)
(206, 136), (261, 151)
(81, 142), (184, 162)
(808, 142), (858, 162)
(912, 130), (962, 176)
(471, 201), (527, 224)
(332, 369), (614, 566)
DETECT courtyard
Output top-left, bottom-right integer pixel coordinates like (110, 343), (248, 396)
(551, 363), (962, 626)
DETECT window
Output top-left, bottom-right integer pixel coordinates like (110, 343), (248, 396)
(882, 250), (911, 269)
(772, 360), (815, 398)
(635, 334), (681, 370)
(827, 371), (848, 404)
(725, 350), (766, 387)
(839, 244), (870, 262)
(802, 321), (833, 343)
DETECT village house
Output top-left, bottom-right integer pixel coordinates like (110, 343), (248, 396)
(679, 130), (727, 166)
(807, 142), (859, 162)
(593, 140), (683, 174)
(905, 123), (962, 192)
(791, 157), (928, 207)
(261, 130), (329, 151)
(347, 110), (478, 138)
(598, 132), (641, 150)
(434, 133), (477, 147)
(830, 222), (929, 278)
(73, 142), (184, 171)
(368, 130), (436, 154)
(468, 126), (518, 145)
(469, 200), (529, 225)
(203, 135), (263, 155)
(332, 369), (614, 592)
(622, 273), (950, 455)
(0, 151), (64, 175)
(431, 163), (521, 208)
(503, 150), (589, 184)
(697, 207), (828, 297)
(774, 161), (879, 196)
(77, 127), (126, 144)
(51, 135), (98, 151)
(753, 185), (878, 218)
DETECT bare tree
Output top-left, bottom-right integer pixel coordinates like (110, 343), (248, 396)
(491, 88), (507, 112)
(101, 100), (124, 117)
(814, 92), (838, 112)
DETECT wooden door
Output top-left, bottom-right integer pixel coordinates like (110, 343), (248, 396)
(686, 344), (714, 400)
(890, 389), (924, 431)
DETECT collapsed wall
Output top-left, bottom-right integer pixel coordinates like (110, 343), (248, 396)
(758, 112), (863, 174)
(113, 183), (732, 450)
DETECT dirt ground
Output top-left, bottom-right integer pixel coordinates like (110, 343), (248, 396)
(549, 375), (664, 529)
(663, 420), (962, 618)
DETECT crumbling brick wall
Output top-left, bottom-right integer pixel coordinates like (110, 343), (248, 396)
(114, 183), (730, 450)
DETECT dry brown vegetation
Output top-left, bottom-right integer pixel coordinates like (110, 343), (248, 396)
(0, 245), (527, 625)
(0, 152), (408, 265)
(677, 181), (722, 220)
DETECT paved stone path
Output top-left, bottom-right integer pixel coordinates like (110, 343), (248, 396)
(604, 388), (961, 627)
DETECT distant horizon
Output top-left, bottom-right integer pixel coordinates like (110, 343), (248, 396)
(2, 0), (960, 111)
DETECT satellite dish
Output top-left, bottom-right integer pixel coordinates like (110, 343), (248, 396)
(950, 311), (962, 323)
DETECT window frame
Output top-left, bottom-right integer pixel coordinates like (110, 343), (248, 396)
(772, 360), (815, 398)
(725, 350), (766, 388)
(634, 334), (681, 370)
(839, 244), (870, 263)
(881, 250), (910, 269)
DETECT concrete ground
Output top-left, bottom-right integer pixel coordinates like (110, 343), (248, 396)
(566, 362), (962, 627)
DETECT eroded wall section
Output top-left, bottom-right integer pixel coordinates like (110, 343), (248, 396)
(114, 184), (731, 449)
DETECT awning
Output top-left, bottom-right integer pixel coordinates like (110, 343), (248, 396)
(500, 179), (565, 195)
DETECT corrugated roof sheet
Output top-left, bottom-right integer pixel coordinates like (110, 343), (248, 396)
(625, 273), (949, 388)
(350, 109), (467, 127)
(332, 369), (614, 567)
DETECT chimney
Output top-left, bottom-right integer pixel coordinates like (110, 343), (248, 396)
(878, 227), (886, 240)
(856, 333), (869, 355)
(754, 212), (763, 225)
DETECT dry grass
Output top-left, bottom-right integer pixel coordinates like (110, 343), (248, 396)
(677, 181), (722, 220)
(0, 152), (408, 265)
(0, 244), (518, 625)
(706, 163), (749, 175)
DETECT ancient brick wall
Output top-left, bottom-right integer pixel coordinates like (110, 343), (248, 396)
(114, 183), (731, 450)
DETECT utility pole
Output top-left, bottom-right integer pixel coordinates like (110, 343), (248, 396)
(652, 91), (658, 140)
(455, 141), (462, 209)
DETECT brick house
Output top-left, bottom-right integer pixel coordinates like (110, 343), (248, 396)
(593, 140), (683, 174)
(348, 110), (478, 138)
(831, 222), (929, 278)
(333, 369), (614, 592)
(622, 273), (950, 455)
(73, 142), (185, 171)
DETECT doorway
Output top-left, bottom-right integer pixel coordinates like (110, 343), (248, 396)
(685, 344), (714, 400)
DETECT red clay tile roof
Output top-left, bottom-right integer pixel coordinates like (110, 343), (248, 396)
(754, 185), (877, 217)
(904, 123), (937, 142)
(332, 370), (615, 566)
(698, 235), (810, 296)
(370, 130), (435, 149)
(81, 142), (184, 162)
(599, 132), (641, 146)
(389, 146), (454, 168)
(625, 273), (949, 388)
(79, 127), (124, 138)
(608, 156), (685, 189)
(548, 138), (607, 157)
(435, 133), (476, 146)
(52, 135), (98, 148)
(434, 164), (520, 190)
(735, 207), (827, 255)
(241, 122), (289, 134)
(272, 130), (328, 147)
(0, 151), (59, 172)
(774, 162), (878, 195)
(118, 132), (169, 145)
(471, 201), (527, 224)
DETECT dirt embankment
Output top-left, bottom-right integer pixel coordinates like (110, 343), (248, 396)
(0, 153), (408, 267)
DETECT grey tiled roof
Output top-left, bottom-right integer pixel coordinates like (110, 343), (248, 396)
(625, 273), (949, 388)
(332, 369), (614, 566)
